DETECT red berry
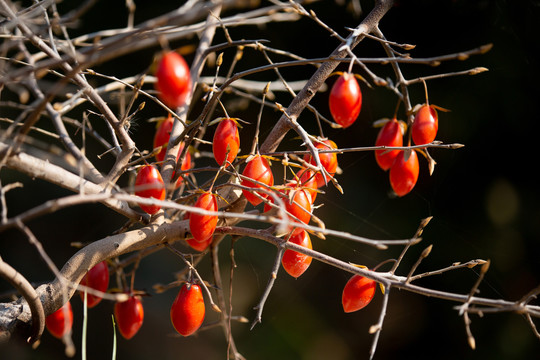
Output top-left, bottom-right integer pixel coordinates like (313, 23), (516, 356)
(186, 236), (213, 252)
(241, 155), (274, 206)
(295, 168), (318, 203)
(153, 115), (175, 163)
(135, 165), (166, 215)
(155, 51), (191, 109)
(282, 230), (313, 278)
(45, 302), (73, 339)
(189, 192), (218, 243)
(264, 184), (312, 235)
(153, 115), (192, 187)
(303, 139), (338, 188)
(342, 274), (376, 313)
(412, 105), (438, 145)
(170, 283), (205, 336)
(375, 119), (403, 171)
(329, 72), (362, 128)
(389, 150), (419, 197)
(114, 295), (144, 340)
(172, 142), (192, 188)
(213, 118), (240, 167)
(79, 261), (109, 308)
(285, 187), (312, 234)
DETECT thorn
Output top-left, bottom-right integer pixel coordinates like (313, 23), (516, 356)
(468, 335), (476, 350)
(369, 324), (381, 334)
(469, 67), (489, 75)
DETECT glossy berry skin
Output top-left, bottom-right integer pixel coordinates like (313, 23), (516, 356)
(304, 139), (338, 188)
(389, 150), (419, 197)
(241, 155), (274, 206)
(295, 168), (318, 203)
(186, 236), (213, 252)
(79, 261), (109, 308)
(153, 115), (192, 187)
(213, 118), (240, 167)
(265, 185), (312, 235)
(153, 115), (175, 163)
(155, 51), (191, 109)
(282, 230), (313, 278)
(189, 192), (218, 243)
(342, 274), (376, 313)
(172, 142), (192, 188)
(170, 283), (205, 336)
(329, 72), (362, 128)
(46, 302), (73, 339)
(285, 187), (312, 235)
(412, 105), (438, 145)
(135, 165), (166, 215)
(375, 119), (403, 171)
(184, 212), (212, 251)
(114, 295), (144, 340)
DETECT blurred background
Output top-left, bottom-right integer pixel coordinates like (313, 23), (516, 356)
(1, 0), (539, 359)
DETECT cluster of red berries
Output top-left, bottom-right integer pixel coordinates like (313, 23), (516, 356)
(374, 104), (439, 196)
(328, 71), (440, 197)
(67, 56), (440, 343)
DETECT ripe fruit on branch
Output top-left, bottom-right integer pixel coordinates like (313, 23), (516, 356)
(134, 165), (166, 215)
(303, 139), (338, 188)
(186, 236), (213, 252)
(342, 274), (376, 313)
(329, 72), (362, 128)
(389, 149), (419, 197)
(213, 117), (240, 167)
(184, 212), (213, 251)
(170, 283), (205, 336)
(114, 295), (144, 340)
(155, 51), (191, 109)
(171, 142), (192, 188)
(375, 118), (404, 171)
(295, 168), (318, 203)
(284, 186), (312, 235)
(79, 261), (109, 308)
(45, 302), (73, 339)
(412, 104), (438, 145)
(189, 192), (218, 243)
(282, 230), (313, 278)
(153, 115), (192, 187)
(241, 155), (274, 206)
(264, 184), (312, 235)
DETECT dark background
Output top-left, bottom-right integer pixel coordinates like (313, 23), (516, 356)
(1, 0), (539, 359)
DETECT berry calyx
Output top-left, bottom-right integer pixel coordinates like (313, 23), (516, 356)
(134, 165), (166, 215)
(342, 274), (376, 313)
(329, 72), (362, 128)
(389, 149), (419, 197)
(45, 302), (73, 339)
(79, 261), (109, 308)
(170, 283), (205, 337)
(282, 230), (313, 278)
(241, 155), (274, 206)
(189, 192), (218, 243)
(375, 118), (404, 171)
(213, 118), (240, 167)
(155, 51), (191, 109)
(114, 295), (144, 340)
(412, 104), (438, 145)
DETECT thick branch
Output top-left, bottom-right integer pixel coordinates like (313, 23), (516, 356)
(259, 0), (395, 154)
